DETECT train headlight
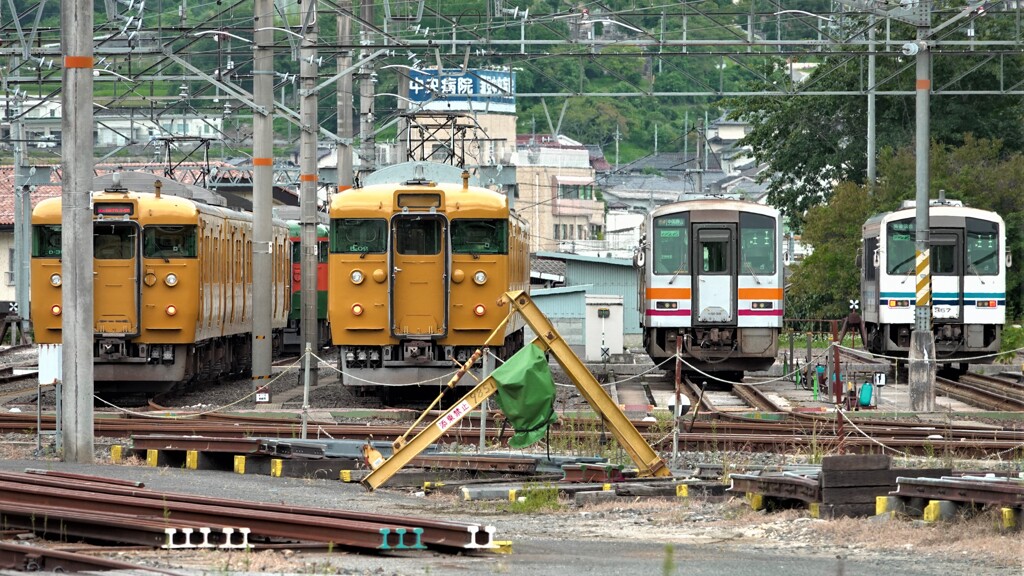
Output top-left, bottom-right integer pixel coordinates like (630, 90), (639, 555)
(49, 273), (62, 287)
(50, 304), (61, 316)
(351, 303), (364, 316)
(452, 269), (465, 284)
(474, 304), (486, 317)
(351, 270), (365, 285)
(164, 273), (178, 287)
(473, 271), (487, 285)
(166, 305), (177, 316)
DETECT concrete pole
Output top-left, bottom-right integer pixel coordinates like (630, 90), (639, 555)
(299, 3), (320, 386)
(12, 92), (30, 339)
(60, 0), (95, 463)
(358, 0), (376, 178)
(866, 16), (876, 192)
(909, 29), (935, 412)
(251, 0), (275, 395)
(337, 5), (354, 189)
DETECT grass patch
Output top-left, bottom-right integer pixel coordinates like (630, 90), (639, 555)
(499, 483), (563, 514)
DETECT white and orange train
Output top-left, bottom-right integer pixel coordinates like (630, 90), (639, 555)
(636, 198), (784, 379)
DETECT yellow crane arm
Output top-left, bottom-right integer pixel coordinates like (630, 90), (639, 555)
(360, 290), (669, 491)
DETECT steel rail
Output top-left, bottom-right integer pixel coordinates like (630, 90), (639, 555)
(1, 472), (493, 550)
(0, 541), (184, 574)
(893, 476), (1024, 506)
(936, 376), (1024, 411)
(0, 501), (239, 549)
(0, 477), (419, 551)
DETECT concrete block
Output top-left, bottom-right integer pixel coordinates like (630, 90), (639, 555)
(876, 496), (905, 516)
(575, 490), (616, 506)
(461, 486), (518, 501)
(923, 500), (957, 523)
(999, 507), (1020, 531)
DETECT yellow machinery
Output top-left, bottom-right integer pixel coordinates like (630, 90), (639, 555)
(361, 290), (670, 491)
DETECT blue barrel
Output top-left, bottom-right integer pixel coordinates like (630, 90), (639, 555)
(859, 382), (873, 406)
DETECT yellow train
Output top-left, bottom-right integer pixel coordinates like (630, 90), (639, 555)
(328, 163), (530, 387)
(30, 177), (290, 394)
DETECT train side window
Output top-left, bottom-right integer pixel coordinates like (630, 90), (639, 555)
(652, 215), (688, 275)
(32, 225), (62, 258)
(143, 225), (197, 259)
(863, 237), (878, 280)
(966, 217), (999, 275)
(331, 219), (386, 254)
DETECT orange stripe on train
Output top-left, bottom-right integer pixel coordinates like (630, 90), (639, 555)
(646, 287), (691, 299)
(737, 287), (783, 299)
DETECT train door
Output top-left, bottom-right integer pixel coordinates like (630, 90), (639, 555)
(93, 221), (141, 336)
(390, 214), (449, 337)
(693, 225), (735, 325)
(930, 230), (963, 322)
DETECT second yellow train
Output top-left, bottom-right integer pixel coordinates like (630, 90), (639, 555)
(328, 162), (530, 387)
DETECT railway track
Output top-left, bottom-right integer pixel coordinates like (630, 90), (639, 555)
(936, 373), (1024, 411)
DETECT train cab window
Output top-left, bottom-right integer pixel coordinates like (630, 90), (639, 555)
(740, 213), (776, 274)
(967, 218), (999, 275)
(452, 219), (508, 255)
(699, 230), (730, 274)
(94, 225), (136, 259)
(395, 218), (442, 255)
(652, 215), (689, 275)
(331, 219), (386, 254)
(886, 218), (916, 274)
(930, 233), (958, 276)
(143, 225), (197, 259)
(32, 225), (62, 258)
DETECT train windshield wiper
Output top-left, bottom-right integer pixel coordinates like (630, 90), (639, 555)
(668, 268), (685, 285)
(744, 261), (763, 285)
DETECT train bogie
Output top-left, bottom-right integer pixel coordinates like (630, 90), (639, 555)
(328, 163), (529, 386)
(30, 176), (290, 394)
(860, 199), (1007, 363)
(637, 199), (784, 376)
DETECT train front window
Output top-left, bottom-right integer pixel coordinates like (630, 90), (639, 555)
(740, 213), (776, 274)
(699, 230), (730, 274)
(452, 219), (507, 255)
(886, 218), (916, 274)
(930, 233), (957, 276)
(395, 218), (442, 255)
(331, 219), (386, 254)
(32, 225), (62, 258)
(94, 224), (136, 259)
(143, 225), (197, 259)
(652, 215), (689, 275)
(967, 218), (999, 275)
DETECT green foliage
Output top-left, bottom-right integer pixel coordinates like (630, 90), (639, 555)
(997, 325), (1024, 364)
(501, 483), (563, 513)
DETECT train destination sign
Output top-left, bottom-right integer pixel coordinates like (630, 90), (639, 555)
(95, 203), (134, 216)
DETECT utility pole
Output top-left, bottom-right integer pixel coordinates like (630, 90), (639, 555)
(11, 83), (30, 341)
(299, 2), (320, 385)
(358, 0), (376, 178)
(337, 3), (354, 189)
(251, 0), (275, 398)
(61, 0), (95, 463)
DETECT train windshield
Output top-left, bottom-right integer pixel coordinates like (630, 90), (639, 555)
(451, 219), (508, 254)
(94, 224), (136, 259)
(652, 214), (689, 275)
(740, 213), (776, 273)
(395, 218), (442, 255)
(967, 218), (999, 275)
(143, 225), (197, 258)
(32, 225), (62, 258)
(290, 238), (330, 263)
(886, 218), (916, 274)
(331, 219), (387, 254)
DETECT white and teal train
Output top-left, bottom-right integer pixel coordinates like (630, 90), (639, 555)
(860, 197), (1009, 368)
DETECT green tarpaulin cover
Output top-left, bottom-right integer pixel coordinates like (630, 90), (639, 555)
(490, 343), (557, 448)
